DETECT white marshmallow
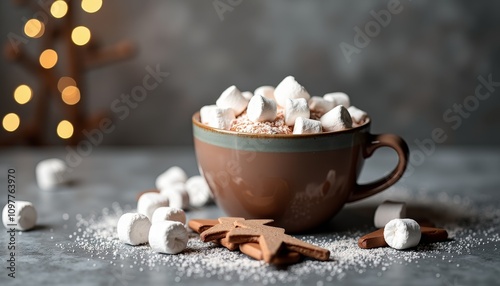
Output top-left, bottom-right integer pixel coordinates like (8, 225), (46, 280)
(246, 94), (277, 122)
(155, 166), (188, 191)
(117, 213), (151, 245)
(137, 192), (169, 220)
(2, 201), (37, 231)
(320, 105), (353, 132)
(348, 106), (368, 125)
(199, 105), (235, 130)
(274, 76), (310, 107)
(216, 85), (249, 116)
(36, 158), (68, 190)
(374, 200), (407, 228)
(185, 175), (212, 207)
(241, 91), (254, 101)
(151, 207), (186, 225)
(149, 220), (188, 254)
(293, 117), (322, 134)
(308, 96), (335, 116)
(284, 98), (310, 126)
(160, 183), (190, 210)
(323, 92), (350, 108)
(254, 85), (275, 100)
(384, 218), (421, 250)
(200, 105), (217, 124)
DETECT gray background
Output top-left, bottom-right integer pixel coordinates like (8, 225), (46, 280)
(1, 0), (500, 146)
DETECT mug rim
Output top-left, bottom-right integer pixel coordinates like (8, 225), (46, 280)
(192, 111), (371, 139)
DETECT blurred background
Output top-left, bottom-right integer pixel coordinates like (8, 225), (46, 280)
(1, 0), (499, 146)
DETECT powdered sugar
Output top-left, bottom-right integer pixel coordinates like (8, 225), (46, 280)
(57, 190), (500, 284)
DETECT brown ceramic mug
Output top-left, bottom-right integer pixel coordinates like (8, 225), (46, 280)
(192, 112), (409, 233)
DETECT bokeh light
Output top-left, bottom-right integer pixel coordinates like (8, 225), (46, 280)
(61, 86), (81, 105)
(71, 26), (91, 46)
(39, 49), (58, 69)
(24, 19), (44, 38)
(81, 0), (103, 13)
(57, 120), (74, 139)
(2, 113), (20, 132)
(57, 77), (77, 93)
(50, 0), (68, 18)
(14, 84), (33, 104)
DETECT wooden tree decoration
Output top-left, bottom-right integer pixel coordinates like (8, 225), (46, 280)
(2, 0), (135, 145)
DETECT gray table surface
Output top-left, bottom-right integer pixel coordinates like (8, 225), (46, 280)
(1, 146), (499, 286)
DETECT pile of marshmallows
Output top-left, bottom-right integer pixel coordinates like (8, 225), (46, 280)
(117, 166), (212, 254)
(200, 75), (368, 134)
(375, 200), (422, 250)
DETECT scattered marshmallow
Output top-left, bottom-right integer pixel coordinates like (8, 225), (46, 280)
(308, 96), (335, 116)
(293, 117), (322, 134)
(254, 86), (275, 100)
(284, 98), (310, 126)
(320, 105), (353, 132)
(149, 220), (188, 254)
(384, 218), (421, 250)
(117, 213), (151, 245)
(199, 105), (235, 130)
(247, 94), (277, 122)
(160, 183), (190, 209)
(151, 207), (186, 225)
(137, 192), (169, 220)
(216, 85), (249, 116)
(2, 201), (37, 231)
(36, 158), (68, 190)
(374, 200), (407, 228)
(348, 106), (368, 125)
(155, 166), (188, 191)
(241, 91), (254, 101)
(185, 175), (212, 207)
(274, 76), (310, 107)
(323, 92), (350, 108)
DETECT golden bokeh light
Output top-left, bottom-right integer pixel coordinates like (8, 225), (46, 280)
(57, 77), (77, 92)
(61, 86), (81, 105)
(71, 26), (91, 46)
(57, 120), (74, 139)
(82, 0), (103, 13)
(2, 113), (20, 132)
(24, 19), (45, 38)
(39, 49), (58, 69)
(14, 84), (33, 104)
(50, 0), (68, 18)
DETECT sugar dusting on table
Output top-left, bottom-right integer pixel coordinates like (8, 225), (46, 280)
(57, 188), (500, 284)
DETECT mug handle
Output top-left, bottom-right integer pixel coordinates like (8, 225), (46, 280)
(347, 133), (409, 202)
